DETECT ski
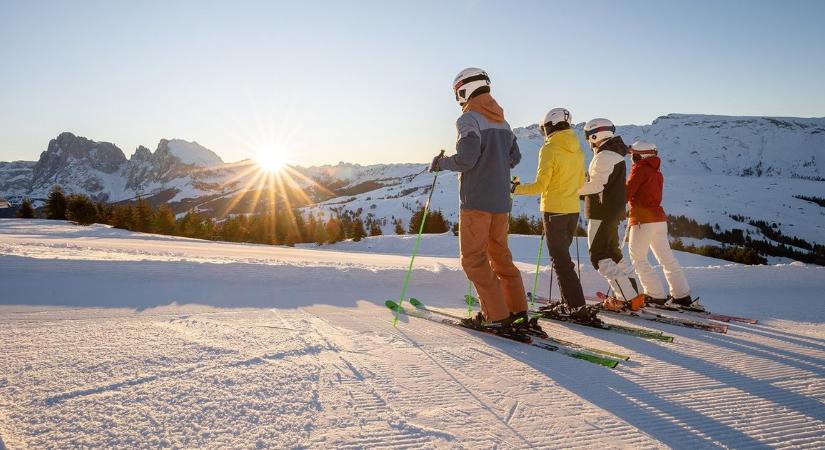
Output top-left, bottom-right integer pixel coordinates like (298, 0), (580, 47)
(422, 298), (630, 361)
(526, 293), (674, 343)
(386, 300), (620, 368)
(646, 302), (758, 325)
(592, 292), (728, 334)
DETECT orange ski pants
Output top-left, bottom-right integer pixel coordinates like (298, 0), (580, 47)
(459, 208), (528, 322)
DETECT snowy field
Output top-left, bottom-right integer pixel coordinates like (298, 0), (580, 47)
(1, 219), (825, 448)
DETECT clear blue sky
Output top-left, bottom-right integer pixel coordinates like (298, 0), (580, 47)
(1, 0), (824, 166)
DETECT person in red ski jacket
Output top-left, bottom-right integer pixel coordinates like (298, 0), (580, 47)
(626, 140), (702, 310)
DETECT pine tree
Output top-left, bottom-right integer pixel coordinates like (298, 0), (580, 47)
(45, 186), (67, 220)
(408, 208), (449, 234)
(110, 204), (134, 230)
(155, 204), (176, 234)
(325, 217), (343, 243)
(305, 214), (317, 243)
(95, 201), (112, 224)
(178, 210), (207, 238)
(368, 220), (383, 237)
(292, 210), (306, 243)
(132, 198), (156, 233)
(394, 218), (405, 235)
(351, 217), (367, 242)
(16, 198), (35, 219)
(66, 194), (98, 225)
(313, 219), (328, 245)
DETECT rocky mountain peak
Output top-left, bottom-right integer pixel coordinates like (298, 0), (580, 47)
(132, 145), (153, 161)
(35, 132), (126, 175)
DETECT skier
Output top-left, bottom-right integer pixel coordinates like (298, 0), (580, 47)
(429, 67), (539, 336)
(511, 108), (591, 321)
(579, 118), (645, 311)
(626, 140), (703, 310)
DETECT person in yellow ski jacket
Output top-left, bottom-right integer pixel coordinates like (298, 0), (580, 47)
(512, 108), (589, 319)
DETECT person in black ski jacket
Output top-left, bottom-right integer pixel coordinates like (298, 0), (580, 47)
(579, 118), (643, 311)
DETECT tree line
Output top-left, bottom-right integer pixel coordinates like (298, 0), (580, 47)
(15, 186), (457, 246)
(17, 186), (822, 265)
(668, 214), (824, 265)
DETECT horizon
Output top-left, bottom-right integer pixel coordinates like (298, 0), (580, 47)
(6, 110), (825, 167)
(2, 0), (825, 166)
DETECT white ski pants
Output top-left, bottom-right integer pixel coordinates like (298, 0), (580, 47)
(628, 221), (690, 299)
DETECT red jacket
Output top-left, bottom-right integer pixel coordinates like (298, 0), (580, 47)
(626, 156), (667, 225)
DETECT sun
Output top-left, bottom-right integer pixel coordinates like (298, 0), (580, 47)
(254, 146), (291, 173)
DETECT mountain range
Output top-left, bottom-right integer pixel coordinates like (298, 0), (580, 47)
(1, 113), (823, 252)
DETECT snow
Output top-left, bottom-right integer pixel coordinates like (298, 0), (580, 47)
(301, 114), (825, 249)
(1, 219), (825, 448)
(166, 139), (224, 167)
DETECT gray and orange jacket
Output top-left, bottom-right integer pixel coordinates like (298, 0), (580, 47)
(439, 93), (521, 214)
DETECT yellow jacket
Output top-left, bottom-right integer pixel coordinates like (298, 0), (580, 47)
(513, 128), (585, 213)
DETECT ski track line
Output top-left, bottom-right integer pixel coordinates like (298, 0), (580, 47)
(2, 313), (327, 448)
(449, 306), (825, 448)
(274, 308), (455, 449)
(306, 306), (542, 448)
(38, 316), (326, 406)
(342, 306), (664, 449)
(622, 328), (825, 448)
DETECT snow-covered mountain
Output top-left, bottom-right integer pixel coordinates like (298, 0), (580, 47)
(1, 132), (240, 204)
(1, 114), (823, 246)
(301, 114), (825, 248)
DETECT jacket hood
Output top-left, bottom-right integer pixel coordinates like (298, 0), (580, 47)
(547, 128), (580, 153)
(635, 155), (661, 170)
(462, 93), (505, 123)
(596, 136), (628, 157)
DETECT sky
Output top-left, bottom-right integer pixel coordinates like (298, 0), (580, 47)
(1, 0), (824, 166)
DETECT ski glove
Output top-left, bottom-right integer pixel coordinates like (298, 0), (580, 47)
(428, 153), (443, 173)
(510, 176), (521, 193)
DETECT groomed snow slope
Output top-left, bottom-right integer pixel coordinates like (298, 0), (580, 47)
(1, 220), (824, 448)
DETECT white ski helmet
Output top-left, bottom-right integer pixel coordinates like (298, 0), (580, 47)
(629, 140), (658, 158)
(583, 118), (616, 146)
(540, 108), (572, 135)
(453, 67), (491, 105)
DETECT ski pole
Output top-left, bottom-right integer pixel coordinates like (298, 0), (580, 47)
(530, 233), (544, 308)
(465, 280), (474, 318)
(393, 150), (445, 327)
(576, 216), (582, 281)
(548, 255), (555, 303)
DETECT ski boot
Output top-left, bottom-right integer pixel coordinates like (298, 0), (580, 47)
(601, 296), (628, 312)
(568, 305), (604, 327)
(628, 294), (646, 311)
(461, 312), (532, 342)
(537, 302), (570, 321)
(666, 295), (705, 312)
(509, 311), (548, 339)
(460, 311), (486, 328)
(643, 294), (668, 306)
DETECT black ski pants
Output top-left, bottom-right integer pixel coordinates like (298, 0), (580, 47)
(542, 212), (586, 309)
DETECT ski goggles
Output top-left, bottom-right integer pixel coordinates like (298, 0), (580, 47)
(584, 125), (615, 140)
(453, 74), (490, 101)
(629, 148), (658, 157)
(452, 74), (490, 92)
